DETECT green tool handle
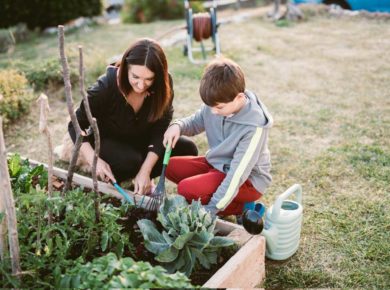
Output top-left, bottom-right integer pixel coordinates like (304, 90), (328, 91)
(163, 146), (172, 165)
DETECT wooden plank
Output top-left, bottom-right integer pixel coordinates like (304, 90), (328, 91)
(27, 158), (152, 205)
(226, 228), (252, 247)
(0, 119), (21, 275)
(203, 235), (265, 288)
(28, 158), (247, 234)
(216, 218), (245, 235)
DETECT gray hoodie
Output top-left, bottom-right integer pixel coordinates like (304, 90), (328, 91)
(175, 90), (273, 215)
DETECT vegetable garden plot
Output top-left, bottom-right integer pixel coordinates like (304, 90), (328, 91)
(1, 154), (265, 288)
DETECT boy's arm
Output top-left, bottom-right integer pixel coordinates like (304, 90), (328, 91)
(172, 104), (206, 136)
(204, 127), (264, 216)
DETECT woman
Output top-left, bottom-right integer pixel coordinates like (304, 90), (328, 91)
(67, 38), (198, 195)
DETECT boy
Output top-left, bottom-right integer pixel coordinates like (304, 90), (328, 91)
(163, 57), (273, 217)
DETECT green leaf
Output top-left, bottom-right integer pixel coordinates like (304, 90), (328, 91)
(71, 275), (81, 288)
(0, 212), (4, 223)
(162, 231), (174, 244)
(209, 236), (234, 248)
(193, 248), (211, 269)
(190, 231), (212, 249)
(115, 240), (124, 257)
(160, 195), (187, 217)
(204, 249), (218, 264)
(156, 246), (179, 262)
(8, 154), (21, 177)
(172, 232), (194, 250)
(182, 246), (195, 276)
(137, 219), (168, 254)
(167, 211), (181, 230)
(60, 275), (71, 288)
(101, 231), (109, 251)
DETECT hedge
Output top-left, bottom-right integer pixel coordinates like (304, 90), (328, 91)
(121, 0), (204, 23)
(0, 0), (102, 30)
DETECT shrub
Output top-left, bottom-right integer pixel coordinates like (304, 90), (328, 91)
(59, 253), (193, 288)
(0, 0), (103, 30)
(14, 46), (79, 92)
(0, 29), (14, 53)
(0, 24), (35, 54)
(138, 195), (234, 276)
(0, 69), (32, 126)
(121, 0), (204, 23)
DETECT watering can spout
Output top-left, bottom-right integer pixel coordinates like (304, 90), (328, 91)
(261, 227), (278, 256)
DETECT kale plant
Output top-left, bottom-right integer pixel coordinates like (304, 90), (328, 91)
(137, 195), (234, 276)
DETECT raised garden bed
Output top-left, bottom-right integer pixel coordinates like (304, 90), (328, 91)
(12, 156), (265, 288)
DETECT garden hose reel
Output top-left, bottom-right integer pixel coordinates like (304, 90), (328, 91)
(184, 0), (221, 64)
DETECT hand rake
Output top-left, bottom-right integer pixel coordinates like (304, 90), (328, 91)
(140, 146), (172, 211)
(110, 181), (136, 205)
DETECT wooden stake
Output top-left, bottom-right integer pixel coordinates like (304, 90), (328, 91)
(79, 45), (101, 222)
(37, 93), (53, 225)
(0, 182), (6, 261)
(58, 25), (83, 193)
(0, 117), (21, 276)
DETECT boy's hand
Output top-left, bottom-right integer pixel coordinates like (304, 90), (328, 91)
(163, 123), (180, 149)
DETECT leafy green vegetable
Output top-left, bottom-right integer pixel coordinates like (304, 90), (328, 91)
(137, 195), (234, 276)
(59, 253), (193, 289)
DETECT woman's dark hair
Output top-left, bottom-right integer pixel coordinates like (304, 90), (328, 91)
(116, 38), (171, 122)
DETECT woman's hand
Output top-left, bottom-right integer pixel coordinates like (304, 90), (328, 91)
(163, 123), (180, 149)
(134, 170), (151, 195)
(96, 158), (116, 183)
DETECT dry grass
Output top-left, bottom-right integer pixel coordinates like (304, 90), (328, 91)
(1, 6), (389, 288)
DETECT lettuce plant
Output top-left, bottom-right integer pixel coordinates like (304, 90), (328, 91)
(137, 195), (234, 276)
(59, 253), (193, 289)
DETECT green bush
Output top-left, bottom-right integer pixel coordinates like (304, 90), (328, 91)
(0, 0), (102, 30)
(0, 29), (14, 53)
(14, 46), (79, 92)
(0, 24), (35, 54)
(0, 69), (32, 126)
(59, 253), (193, 288)
(122, 0), (204, 23)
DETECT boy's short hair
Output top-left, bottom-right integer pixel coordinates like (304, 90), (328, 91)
(199, 57), (245, 106)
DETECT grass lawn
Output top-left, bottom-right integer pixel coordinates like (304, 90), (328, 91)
(1, 6), (389, 288)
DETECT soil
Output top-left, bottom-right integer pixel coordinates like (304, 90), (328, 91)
(189, 245), (237, 286)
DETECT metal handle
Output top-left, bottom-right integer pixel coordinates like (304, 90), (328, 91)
(163, 146), (172, 166)
(271, 184), (302, 220)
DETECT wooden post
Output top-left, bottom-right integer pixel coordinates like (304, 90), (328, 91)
(0, 185), (6, 261)
(58, 25), (83, 193)
(79, 45), (101, 222)
(0, 117), (21, 276)
(37, 93), (53, 225)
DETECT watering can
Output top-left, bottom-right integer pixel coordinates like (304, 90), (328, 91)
(242, 184), (303, 260)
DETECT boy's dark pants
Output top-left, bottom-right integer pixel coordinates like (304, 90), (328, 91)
(166, 156), (262, 216)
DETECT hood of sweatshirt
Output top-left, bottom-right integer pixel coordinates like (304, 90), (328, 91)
(225, 90), (273, 128)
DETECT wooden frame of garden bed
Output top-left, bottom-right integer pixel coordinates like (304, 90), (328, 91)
(27, 158), (265, 288)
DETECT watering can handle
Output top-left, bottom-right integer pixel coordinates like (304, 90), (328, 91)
(271, 184), (302, 220)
